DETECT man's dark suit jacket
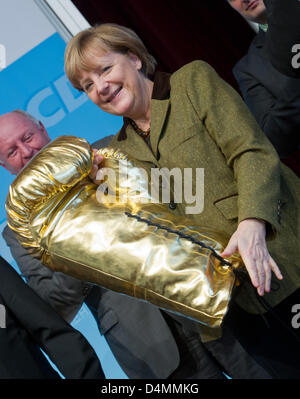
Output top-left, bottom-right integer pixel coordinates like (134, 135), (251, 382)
(233, 29), (300, 162)
(0, 256), (104, 379)
(2, 135), (181, 379)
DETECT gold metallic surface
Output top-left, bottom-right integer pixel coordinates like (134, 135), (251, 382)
(6, 136), (243, 328)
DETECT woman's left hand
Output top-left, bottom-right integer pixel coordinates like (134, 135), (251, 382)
(221, 218), (283, 296)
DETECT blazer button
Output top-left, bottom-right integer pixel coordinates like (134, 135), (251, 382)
(169, 200), (177, 210)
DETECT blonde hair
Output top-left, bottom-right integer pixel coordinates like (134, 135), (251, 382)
(64, 23), (157, 91)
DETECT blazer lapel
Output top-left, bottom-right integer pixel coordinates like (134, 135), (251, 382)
(150, 71), (171, 159)
(150, 98), (170, 159)
(114, 122), (159, 164)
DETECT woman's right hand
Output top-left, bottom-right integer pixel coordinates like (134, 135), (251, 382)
(89, 149), (104, 184)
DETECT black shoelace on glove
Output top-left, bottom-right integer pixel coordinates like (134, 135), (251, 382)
(125, 211), (300, 343)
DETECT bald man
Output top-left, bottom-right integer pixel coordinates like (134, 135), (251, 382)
(0, 110), (50, 174)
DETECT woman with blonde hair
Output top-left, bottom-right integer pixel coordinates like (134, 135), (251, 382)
(18, 22), (295, 379)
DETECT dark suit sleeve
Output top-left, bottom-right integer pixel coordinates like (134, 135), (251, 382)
(0, 256), (105, 379)
(2, 225), (90, 323)
(233, 56), (300, 158)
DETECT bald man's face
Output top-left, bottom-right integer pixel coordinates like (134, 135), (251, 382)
(0, 113), (50, 174)
(227, 0), (267, 24)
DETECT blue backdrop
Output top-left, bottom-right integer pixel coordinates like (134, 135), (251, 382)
(0, 33), (127, 378)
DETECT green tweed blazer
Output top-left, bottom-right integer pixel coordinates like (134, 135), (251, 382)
(111, 61), (300, 316)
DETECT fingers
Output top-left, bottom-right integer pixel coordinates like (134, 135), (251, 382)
(262, 256), (272, 293)
(241, 248), (283, 296)
(89, 150), (104, 183)
(94, 167), (106, 185)
(221, 233), (238, 258)
(221, 234), (264, 294)
(253, 249), (283, 295)
(93, 154), (104, 169)
(224, 219), (284, 296)
(241, 251), (260, 290)
(269, 255), (283, 281)
(255, 248), (269, 295)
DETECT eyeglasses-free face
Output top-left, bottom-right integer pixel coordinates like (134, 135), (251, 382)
(79, 49), (152, 122)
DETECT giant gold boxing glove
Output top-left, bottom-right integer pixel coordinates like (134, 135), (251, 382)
(6, 136), (242, 328)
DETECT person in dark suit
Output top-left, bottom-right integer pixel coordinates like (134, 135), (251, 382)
(263, 0), (300, 79)
(0, 255), (104, 379)
(0, 110), (274, 379)
(227, 0), (300, 78)
(227, 0), (300, 176)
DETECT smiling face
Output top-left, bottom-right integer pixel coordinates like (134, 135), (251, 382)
(227, 0), (267, 24)
(78, 49), (152, 121)
(0, 112), (50, 174)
